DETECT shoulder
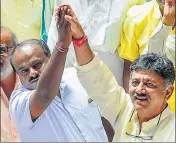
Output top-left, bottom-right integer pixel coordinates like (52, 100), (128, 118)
(9, 85), (34, 108)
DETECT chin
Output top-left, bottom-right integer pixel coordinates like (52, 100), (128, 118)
(23, 82), (37, 90)
(134, 104), (144, 111)
(133, 101), (148, 111)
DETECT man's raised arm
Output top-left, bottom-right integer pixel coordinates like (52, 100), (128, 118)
(29, 6), (72, 119)
(64, 5), (128, 126)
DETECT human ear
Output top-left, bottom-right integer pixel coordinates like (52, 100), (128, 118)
(164, 85), (174, 100)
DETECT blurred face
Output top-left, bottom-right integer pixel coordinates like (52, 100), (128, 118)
(129, 70), (173, 114)
(12, 44), (49, 90)
(0, 29), (14, 80)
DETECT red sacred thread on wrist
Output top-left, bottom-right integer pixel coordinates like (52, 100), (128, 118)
(55, 42), (68, 53)
(72, 35), (88, 48)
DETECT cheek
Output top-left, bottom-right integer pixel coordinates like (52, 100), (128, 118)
(147, 89), (165, 101)
(19, 76), (29, 85)
(129, 86), (135, 95)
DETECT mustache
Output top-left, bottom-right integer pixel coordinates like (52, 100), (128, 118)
(133, 92), (150, 100)
(29, 75), (39, 83)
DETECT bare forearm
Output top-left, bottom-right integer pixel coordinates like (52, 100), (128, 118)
(74, 41), (94, 66)
(36, 48), (67, 101)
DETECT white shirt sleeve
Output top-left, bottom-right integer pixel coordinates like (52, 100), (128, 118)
(75, 56), (130, 127)
(143, 21), (172, 54)
(9, 89), (37, 129)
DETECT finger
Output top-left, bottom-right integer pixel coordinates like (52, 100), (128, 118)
(63, 16), (69, 27)
(67, 9), (74, 17)
(61, 6), (67, 21)
(64, 15), (78, 28)
(56, 7), (63, 27)
(64, 5), (77, 19)
(67, 8), (75, 18)
(59, 7), (65, 26)
(55, 6), (61, 19)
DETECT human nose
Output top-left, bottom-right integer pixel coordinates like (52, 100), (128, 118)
(135, 82), (146, 93)
(29, 67), (38, 77)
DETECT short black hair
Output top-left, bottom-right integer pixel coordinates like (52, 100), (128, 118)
(10, 39), (51, 71)
(130, 52), (175, 85)
(1, 26), (18, 48)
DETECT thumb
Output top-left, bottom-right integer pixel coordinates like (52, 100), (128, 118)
(64, 15), (77, 25)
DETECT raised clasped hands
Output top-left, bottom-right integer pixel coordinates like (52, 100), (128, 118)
(55, 4), (85, 40)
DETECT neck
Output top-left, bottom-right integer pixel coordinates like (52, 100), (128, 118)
(1, 71), (16, 100)
(137, 103), (167, 126)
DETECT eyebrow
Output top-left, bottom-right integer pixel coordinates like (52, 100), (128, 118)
(31, 59), (43, 65)
(18, 66), (27, 71)
(132, 78), (157, 83)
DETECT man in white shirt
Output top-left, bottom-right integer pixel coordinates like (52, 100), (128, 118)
(9, 7), (108, 142)
(60, 4), (175, 142)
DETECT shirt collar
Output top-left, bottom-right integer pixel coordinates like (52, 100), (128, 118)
(135, 105), (172, 136)
(126, 104), (172, 135)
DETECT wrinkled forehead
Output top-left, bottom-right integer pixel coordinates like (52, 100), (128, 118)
(12, 44), (47, 66)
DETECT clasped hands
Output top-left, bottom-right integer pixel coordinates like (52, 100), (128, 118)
(54, 4), (85, 52)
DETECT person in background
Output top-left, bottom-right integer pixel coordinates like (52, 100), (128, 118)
(1, 26), (20, 142)
(57, 5), (175, 141)
(118, 0), (175, 92)
(118, 0), (175, 112)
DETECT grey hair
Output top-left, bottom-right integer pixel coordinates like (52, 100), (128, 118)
(1, 25), (18, 47)
(130, 52), (175, 86)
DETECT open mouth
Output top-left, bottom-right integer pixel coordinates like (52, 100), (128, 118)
(134, 96), (148, 100)
(133, 93), (148, 101)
